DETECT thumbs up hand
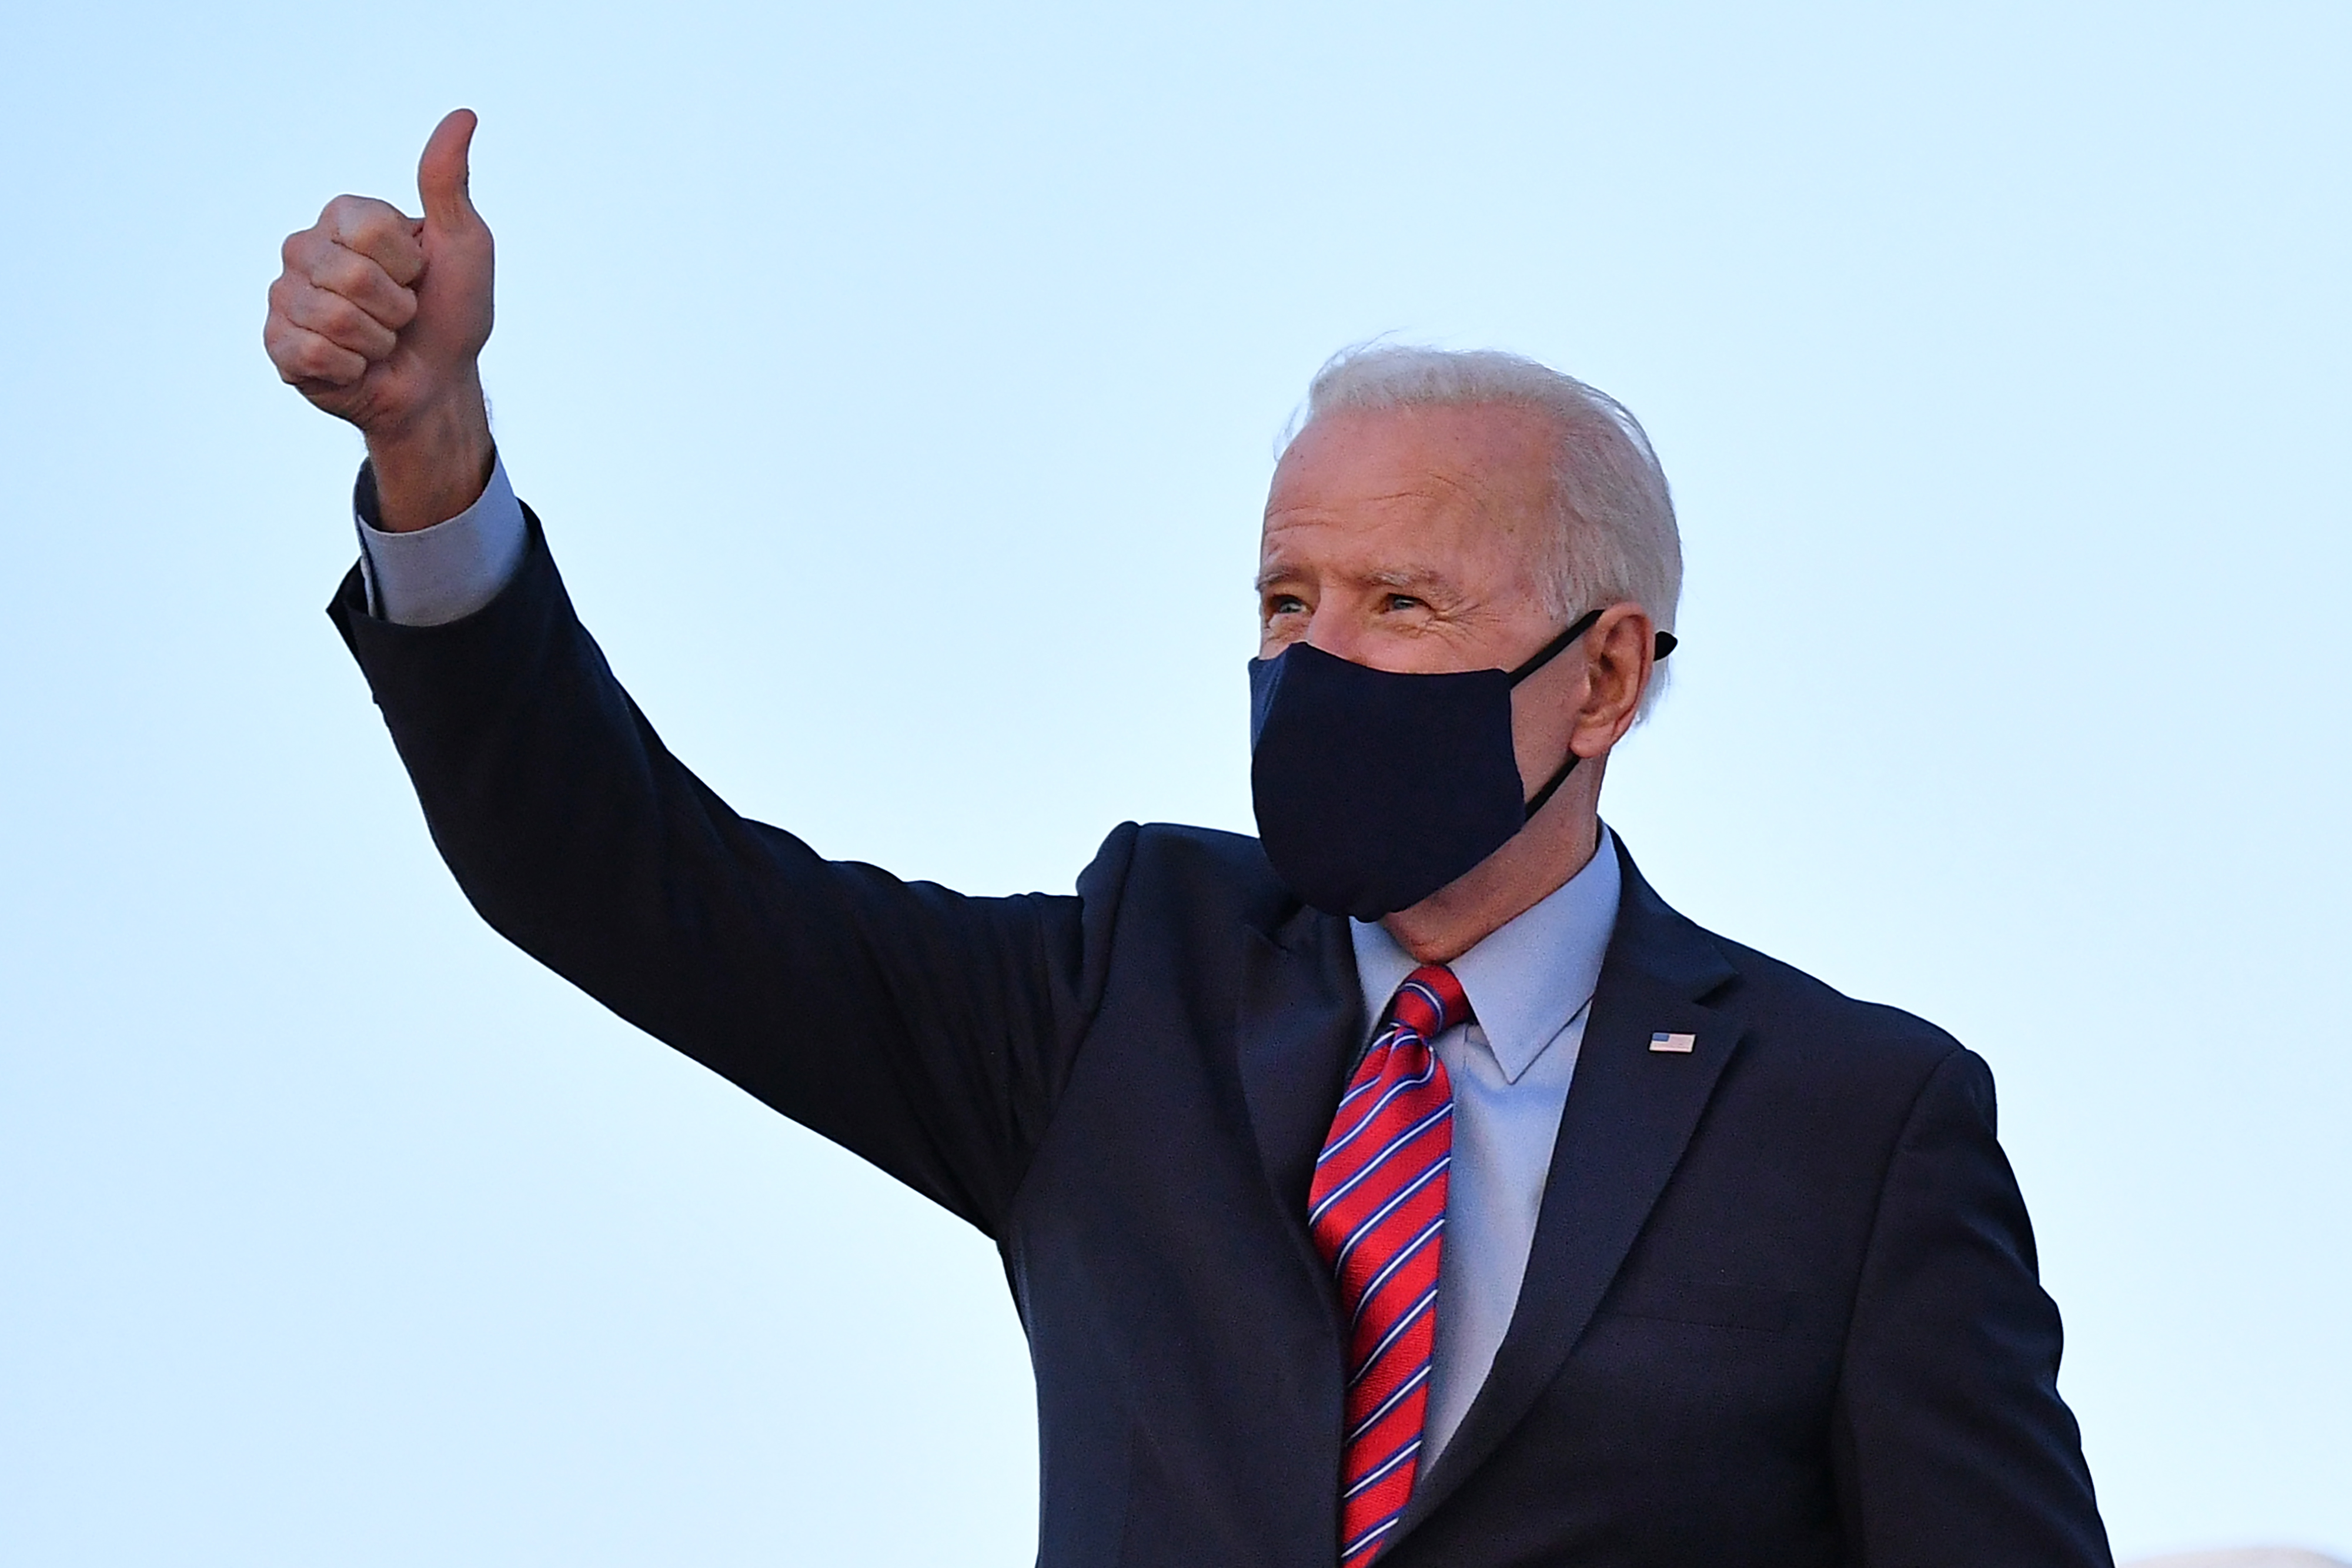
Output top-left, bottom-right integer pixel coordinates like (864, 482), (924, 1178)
(266, 110), (497, 531)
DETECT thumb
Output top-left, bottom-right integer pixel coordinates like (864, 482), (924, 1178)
(417, 108), (480, 231)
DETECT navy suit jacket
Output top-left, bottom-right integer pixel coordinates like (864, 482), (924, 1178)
(330, 513), (2110, 1567)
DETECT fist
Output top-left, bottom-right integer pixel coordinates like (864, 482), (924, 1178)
(265, 109), (494, 442)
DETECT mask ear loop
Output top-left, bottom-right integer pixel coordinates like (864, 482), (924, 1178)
(1506, 610), (1680, 821)
(1504, 608), (1605, 689)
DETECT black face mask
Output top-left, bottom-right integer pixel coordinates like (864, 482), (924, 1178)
(1247, 612), (1675, 920)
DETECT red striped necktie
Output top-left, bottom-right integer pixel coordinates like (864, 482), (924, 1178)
(1308, 964), (1469, 1566)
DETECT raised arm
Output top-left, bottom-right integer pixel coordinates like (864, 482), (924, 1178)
(272, 113), (1124, 1235)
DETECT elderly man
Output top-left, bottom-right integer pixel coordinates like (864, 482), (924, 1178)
(266, 112), (2113, 1567)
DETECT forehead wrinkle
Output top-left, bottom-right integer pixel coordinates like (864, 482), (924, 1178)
(1258, 418), (1555, 596)
(1259, 479), (1492, 557)
(1264, 466), (1535, 563)
(1262, 485), (1458, 534)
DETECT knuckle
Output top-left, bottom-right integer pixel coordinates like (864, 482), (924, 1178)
(378, 238), (426, 287)
(295, 339), (350, 380)
(303, 292), (369, 343)
(310, 247), (361, 294)
(335, 195), (401, 247)
(332, 304), (385, 349)
(280, 282), (321, 327)
(287, 226), (332, 272)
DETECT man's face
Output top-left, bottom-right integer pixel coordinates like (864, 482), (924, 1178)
(1258, 402), (1565, 676)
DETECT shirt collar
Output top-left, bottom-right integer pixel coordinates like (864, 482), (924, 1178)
(1348, 824), (1623, 1084)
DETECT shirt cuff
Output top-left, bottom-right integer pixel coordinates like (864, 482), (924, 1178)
(352, 454), (528, 626)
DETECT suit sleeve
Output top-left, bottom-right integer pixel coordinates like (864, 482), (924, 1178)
(329, 509), (1131, 1238)
(1832, 1047), (2113, 1567)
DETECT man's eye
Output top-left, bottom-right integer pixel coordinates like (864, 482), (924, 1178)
(1385, 594), (1424, 612)
(1267, 595), (1308, 617)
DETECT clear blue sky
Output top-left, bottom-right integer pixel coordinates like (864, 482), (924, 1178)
(3, 2), (2346, 1562)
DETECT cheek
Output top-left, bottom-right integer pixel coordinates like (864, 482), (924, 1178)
(1258, 621), (1308, 660)
(1508, 680), (1583, 777)
(1256, 602), (1302, 646)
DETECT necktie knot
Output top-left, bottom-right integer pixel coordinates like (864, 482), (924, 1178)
(1385, 964), (1469, 1045)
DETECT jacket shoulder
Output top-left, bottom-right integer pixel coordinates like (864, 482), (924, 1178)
(1613, 836), (1964, 1086)
(1063, 823), (1318, 994)
(1106, 821), (1291, 922)
(1696, 924), (1974, 1098)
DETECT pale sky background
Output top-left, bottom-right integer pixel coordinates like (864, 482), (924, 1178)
(3, 2), (2347, 1563)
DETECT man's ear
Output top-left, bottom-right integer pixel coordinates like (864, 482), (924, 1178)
(1568, 603), (1659, 760)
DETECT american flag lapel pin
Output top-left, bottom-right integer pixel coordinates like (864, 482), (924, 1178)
(1649, 1031), (1696, 1054)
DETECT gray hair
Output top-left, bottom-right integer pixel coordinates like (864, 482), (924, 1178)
(1290, 344), (1683, 712)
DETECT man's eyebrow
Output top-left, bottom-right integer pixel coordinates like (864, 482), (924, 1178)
(1362, 566), (1455, 594)
(1252, 563), (1461, 595)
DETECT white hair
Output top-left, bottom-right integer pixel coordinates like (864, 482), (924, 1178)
(1289, 343), (1683, 713)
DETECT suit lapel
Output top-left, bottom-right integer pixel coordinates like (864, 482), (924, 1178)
(1231, 902), (1365, 1562)
(1396, 842), (1743, 1537)
(1233, 901), (1367, 1311)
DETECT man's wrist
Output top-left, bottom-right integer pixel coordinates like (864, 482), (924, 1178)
(354, 452), (527, 626)
(364, 376), (496, 533)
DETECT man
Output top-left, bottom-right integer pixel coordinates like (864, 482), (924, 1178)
(266, 111), (2112, 1566)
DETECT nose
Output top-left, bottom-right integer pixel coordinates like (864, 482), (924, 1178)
(1301, 606), (1369, 664)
